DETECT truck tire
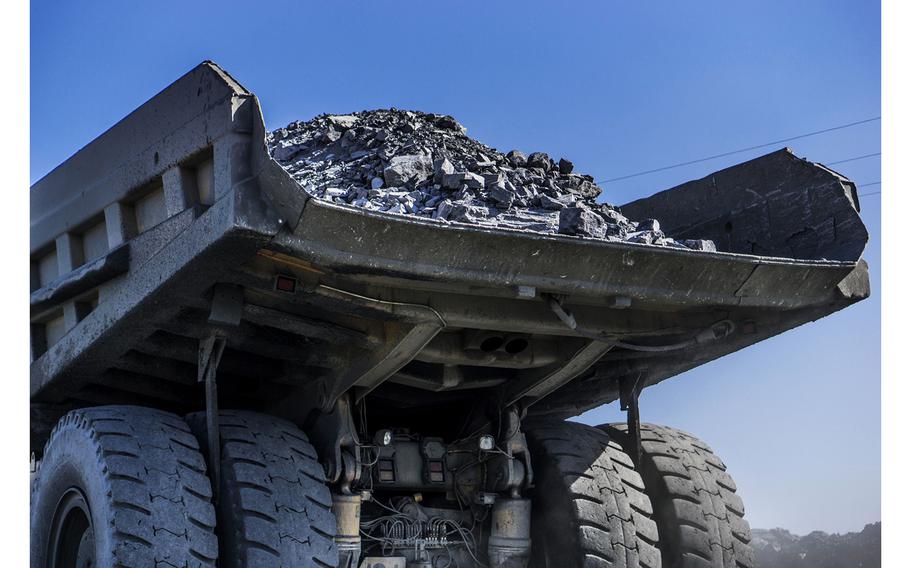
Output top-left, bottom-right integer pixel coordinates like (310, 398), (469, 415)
(30, 405), (218, 568)
(601, 424), (754, 568)
(186, 410), (338, 567)
(526, 421), (661, 568)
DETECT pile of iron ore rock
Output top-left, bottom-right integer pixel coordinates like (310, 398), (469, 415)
(268, 109), (715, 251)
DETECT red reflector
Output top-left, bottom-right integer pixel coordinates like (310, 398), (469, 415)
(275, 275), (297, 293)
(429, 461), (443, 472)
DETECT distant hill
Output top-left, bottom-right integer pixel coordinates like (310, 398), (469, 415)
(752, 522), (881, 568)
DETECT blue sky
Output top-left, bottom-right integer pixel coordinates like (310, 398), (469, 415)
(31, 1), (880, 534)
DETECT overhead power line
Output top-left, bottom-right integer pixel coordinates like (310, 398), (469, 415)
(858, 181), (881, 198)
(827, 152), (881, 166)
(597, 116), (881, 184)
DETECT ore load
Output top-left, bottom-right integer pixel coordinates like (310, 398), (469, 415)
(268, 109), (716, 251)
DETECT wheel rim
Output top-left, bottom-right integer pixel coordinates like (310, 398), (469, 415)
(48, 488), (95, 568)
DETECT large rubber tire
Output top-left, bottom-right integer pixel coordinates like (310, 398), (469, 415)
(30, 405), (218, 568)
(526, 421), (661, 568)
(186, 410), (338, 567)
(601, 424), (754, 568)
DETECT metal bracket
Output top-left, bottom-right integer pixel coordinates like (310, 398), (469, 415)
(306, 394), (362, 493)
(498, 406), (533, 494)
(619, 373), (642, 468)
(198, 332), (226, 499)
(503, 340), (613, 408)
(197, 283), (243, 501)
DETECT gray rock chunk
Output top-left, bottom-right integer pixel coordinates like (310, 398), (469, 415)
(490, 181), (514, 208)
(626, 230), (664, 245)
(463, 172), (486, 188)
(559, 175), (602, 199)
(475, 153), (496, 168)
(434, 115), (464, 131)
(435, 199), (455, 220)
(506, 150), (527, 167)
(657, 238), (688, 249)
(636, 218), (660, 232)
(527, 152), (552, 171)
(322, 128), (341, 143)
(324, 187), (348, 199)
(383, 154), (433, 186)
(558, 207), (607, 238)
(683, 239), (717, 252)
(273, 143), (305, 161)
(603, 223), (624, 238)
(341, 128), (359, 148)
(453, 187), (474, 202)
(558, 158), (574, 174)
(594, 208), (623, 226)
(510, 181), (535, 200)
(482, 172), (504, 186)
(540, 194), (566, 210)
(442, 171), (485, 190)
(433, 157), (455, 183)
(556, 195), (578, 208)
(450, 204), (490, 223)
(327, 115), (358, 129)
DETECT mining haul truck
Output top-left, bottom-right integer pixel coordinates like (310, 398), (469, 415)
(29, 62), (870, 568)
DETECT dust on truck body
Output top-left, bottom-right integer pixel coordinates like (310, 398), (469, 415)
(29, 62), (869, 568)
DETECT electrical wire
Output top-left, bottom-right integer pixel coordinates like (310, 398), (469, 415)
(596, 116), (881, 184)
(856, 181), (882, 198)
(357, 443), (382, 467)
(826, 152), (881, 166)
(360, 497), (487, 568)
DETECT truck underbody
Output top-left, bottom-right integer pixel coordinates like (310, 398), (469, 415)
(29, 62), (869, 568)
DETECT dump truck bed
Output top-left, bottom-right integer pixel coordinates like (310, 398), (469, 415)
(29, 62), (869, 448)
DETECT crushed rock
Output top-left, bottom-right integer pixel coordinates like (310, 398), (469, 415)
(268, 109), (713, 250)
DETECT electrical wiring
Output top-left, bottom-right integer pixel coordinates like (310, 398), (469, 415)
(359, 496), (488, 567)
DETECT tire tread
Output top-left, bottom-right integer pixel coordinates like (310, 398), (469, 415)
(528, 421), (661, 568)
(602, 423), (754, 568)
(186, 410), (338, 568)
(33, 405), (217, 567)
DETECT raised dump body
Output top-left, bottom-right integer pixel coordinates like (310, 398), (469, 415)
(29, 62), (870, 568)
